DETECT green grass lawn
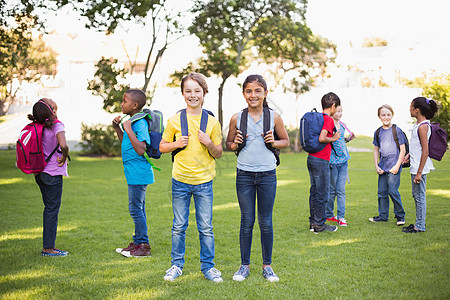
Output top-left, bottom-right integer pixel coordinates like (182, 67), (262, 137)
(0, 149), (449, 299)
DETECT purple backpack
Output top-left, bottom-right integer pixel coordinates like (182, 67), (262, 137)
(420, 122), (448, 161)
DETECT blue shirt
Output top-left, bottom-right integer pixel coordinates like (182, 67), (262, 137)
(122, 118), (154, 185)
(373, 126), (406, 172)
(236, 109), (276, 172)
(330, 122), (350, 164)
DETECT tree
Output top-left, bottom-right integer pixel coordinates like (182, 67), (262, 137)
(362, 36), (388, 47)
(180, 0), (336, 129)
(421, 73), (450, 141)
(53, 0), (185, 110)
(0, 0), (57, 116)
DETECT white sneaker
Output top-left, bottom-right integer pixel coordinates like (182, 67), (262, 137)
(164, 265), (182, 281)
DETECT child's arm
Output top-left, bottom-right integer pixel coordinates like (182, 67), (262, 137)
(122, 120), (146, 156)
(226, 113), (241, 151)
(198, 130), (223, 159)
(373, 146), (384, 174)
(414, 124), (430, 183)
(159, 136), (189, 153)
(112, 116), (124, 142)
(389, 144), (405, 174)
(56, 131), (69, 167)
(318, 129), (340, 144)
(262, 112), (290, 149)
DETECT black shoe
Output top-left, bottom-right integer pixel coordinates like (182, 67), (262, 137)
(395, 215), (406, 226)
(313, 223), (338, 234)
(309, 223), (314, 232)
(402, 224), (424, 233)
(369, 216), (388, 222)
(402, 224), (415, 231)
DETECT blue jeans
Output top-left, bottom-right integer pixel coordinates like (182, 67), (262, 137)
(377, 171), (405, 220)
(307, 155), (330, 226)
(411, 174), (427, 231)
(326, 162), (348, 219)
(35, 173), (63, 249)
(128, 185), (149, 245)
(171, 179), (215, 273)
(236, 168), (277, 266)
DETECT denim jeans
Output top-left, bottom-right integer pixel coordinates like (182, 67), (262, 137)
(326, 162), (348, 219)
(307, 155), (330, 226)
(411, 174), (427, 231)
(236, 168), (277, 266)
(377, 171), (405, 220)
(171, 179), (215, 273)
(35, 172), (63, 249)
(128, 184), (149, 245)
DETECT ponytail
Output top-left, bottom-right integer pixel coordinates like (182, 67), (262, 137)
(29, 99), (55, 128)
(412, 97), (438, 120)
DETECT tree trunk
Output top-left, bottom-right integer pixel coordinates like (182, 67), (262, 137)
(217, 74), (230, 129)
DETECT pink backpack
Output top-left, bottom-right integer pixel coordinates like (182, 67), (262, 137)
(16, 121), (60, 174)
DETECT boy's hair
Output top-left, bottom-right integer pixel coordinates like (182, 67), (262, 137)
(125, 89), (146, 110)
(27, 99), (55, 128)
(321, 92), (341, 109)
(181, 72), (209, 95)
(377, 104), (394, 116)
(412, 97), (438, 120)
(242, 74), (269, 107)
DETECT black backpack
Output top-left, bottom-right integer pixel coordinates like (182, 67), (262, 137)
(235, 106), (280, 166)
(375, 124), (410, 168)
(171, 108), (215, 162)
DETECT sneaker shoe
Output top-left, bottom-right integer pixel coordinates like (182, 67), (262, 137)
(41, 250), (68, 257)
(338, 218), (348, 226)
(395, 216), (406, 226)
(204, 267), (223, 283)
(327, 216), (339, 223)
(164, 265), (182, 281)
(116, 242), (137, 254)
(262, 266), (279, 282)
(402, 224), (415, 231)
(313, 223), (338, 234)
(309, 223), (314, 232)
(53, 248), (69, 255)
(233, 265), (250, 281)
(130, 243), (151, 257)
(403, 226), (424, 233)
(369, 216), (388, 222)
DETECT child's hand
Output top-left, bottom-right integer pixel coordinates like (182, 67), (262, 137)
(403, 153), (410, 165)
(176, 135), (190, 148)
(375, 165), (384, 175)
(122, 120), (132, 133)
(345, 134), (355, 143)
(414, 172), (422, 183)
(389, 166), (399, 175)
(332, 131), (341, 142)
(234, 130), (245, 145)
(198, 130), (212, 146)
(112, 116), (122, 128)
(262, 130), (275, 145)
(57, 155), (68, 167)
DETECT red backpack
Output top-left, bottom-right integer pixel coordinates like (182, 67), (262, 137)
(16, 121), (60, 174)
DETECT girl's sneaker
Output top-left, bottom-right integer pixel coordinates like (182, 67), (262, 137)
(164, 265), (182, 281)
(327, 216), (339, 223)
(233, 265), (250, 281)
(41, 250), (68, 257)
(203, 267), (223, 283)
(262, 266), (279, 282)
(338, 218), (348, 226)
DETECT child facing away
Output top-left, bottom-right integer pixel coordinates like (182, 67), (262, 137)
(226, 74), (289, 282)
(370, 104), (406, 226)
(308, 92), (341, 234)
(326, 105), (354, 227)
(402, 97), (438, 233)
(159, 72), (223, 282)
(113, 89), (154, 257)
(29, 98), (70, 257)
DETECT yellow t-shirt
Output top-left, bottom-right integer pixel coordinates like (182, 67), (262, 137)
(162, 111), (222, 185)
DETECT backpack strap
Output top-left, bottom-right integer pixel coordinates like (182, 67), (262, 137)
(392, 124), (400, 150)
(263, 106), (280, 166)
(235, 108), (248, 156)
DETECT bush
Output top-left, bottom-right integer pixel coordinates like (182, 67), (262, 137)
(79, 122), (120, 156)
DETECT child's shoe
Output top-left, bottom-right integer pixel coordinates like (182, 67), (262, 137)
(116, 242), (137, 254)
(233, 265), (250, 281)
(369, 216), (387, 222)
(338, 218), (348, 226)
(395, 216), (405, 226)
(41, 250), (68, 257)
(204, 267), (223, 283)
(130, 243), (151, 257)
(313, 223), (338, 234)
(327, 216), (339, 223)
(402, 224), (424, 233)
(164, 265), (182, 281)
(262, 266), (279, 282)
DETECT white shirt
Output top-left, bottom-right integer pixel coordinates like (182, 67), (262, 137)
(409, 120), (434, 175)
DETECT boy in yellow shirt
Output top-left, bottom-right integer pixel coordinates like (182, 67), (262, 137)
(160, 73), (223, 282)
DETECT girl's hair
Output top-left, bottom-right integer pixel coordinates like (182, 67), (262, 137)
(125, 89), (146, 109)
(377, 104), (394, 116)
(321, 92), (341, 109)
(242, 74), (269, 107)
(412, 97), (438, 120)
(181, 72), (209, 95)
(27, 99), (55, 128)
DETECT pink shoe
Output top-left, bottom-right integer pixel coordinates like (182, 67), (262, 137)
(327, 216), (339, 223)
(338, 218), (348, 226)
